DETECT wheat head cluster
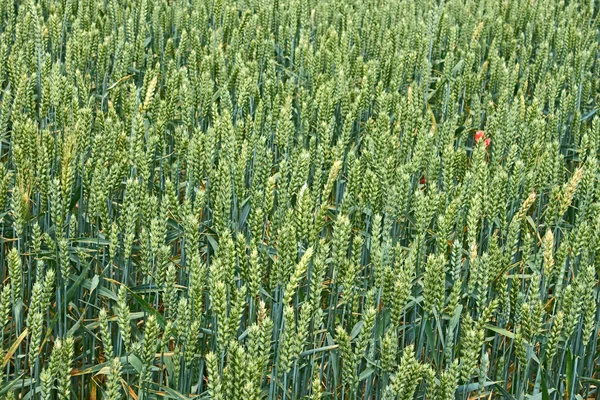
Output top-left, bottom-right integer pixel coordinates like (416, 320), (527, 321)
(0, 0), (598, 399)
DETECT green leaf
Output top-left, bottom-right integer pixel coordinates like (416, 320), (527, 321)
(350, 321), (363, 340)
(127, 354), (143, 373)
(450, 304), (463, 330)
(126, 286), (167, 327)
(90, 274), (100, 293)
(72, 361), (110, 376)
(358, 367), (374, 381)
(566, 349), (574, 399)
(299, 345), (338, 358)
(541, 370), (550, 400)
(0, 375), (27, 395)
(149, 382), (192, 399)
(485, 324), (515, 339)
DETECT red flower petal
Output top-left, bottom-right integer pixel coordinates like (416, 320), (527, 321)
(475, 130), (485, 143)
(485, 138), (491, 147)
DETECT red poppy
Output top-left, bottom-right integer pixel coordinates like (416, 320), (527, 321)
(420, 176), (426, 185)
(475, 130), (485, 143)
(484, 137), (491, 147)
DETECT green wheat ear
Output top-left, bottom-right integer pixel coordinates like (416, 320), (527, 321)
(206, 352), (224, 400)
(7, 248), (22, 303)
(105, 358), (123, 400)
(116, 286), (132, 353)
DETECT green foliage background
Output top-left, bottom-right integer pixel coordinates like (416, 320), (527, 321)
(0, 0), (598, 398)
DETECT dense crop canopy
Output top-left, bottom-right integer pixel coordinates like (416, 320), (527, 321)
(0, 0), (599, 399)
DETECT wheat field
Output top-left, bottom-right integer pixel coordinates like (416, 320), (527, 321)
(0, 0), (598, 399)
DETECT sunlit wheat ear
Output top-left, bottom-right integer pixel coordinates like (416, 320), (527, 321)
(99, 308), (114, 358)
(0, 286), (10, 334)
(105, 357), (123, 400)
(7, 248), (22, 303)
(141, 315), (161, 386)
(388, 345), (423, 400)
(206, 352), (224, 400)
(26, 282), (44, 369)
(545, 311), (563, 367)
(116, 286), (132, 353)
(459, 315), (480, 383)
(380, 330), (398, 374)
(541, 229), (555, 280)
(40, 368), (53, 400)
(335, 325), (355, 391)
(423, 253), (445, 315)
(58, 337), (74, 400)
